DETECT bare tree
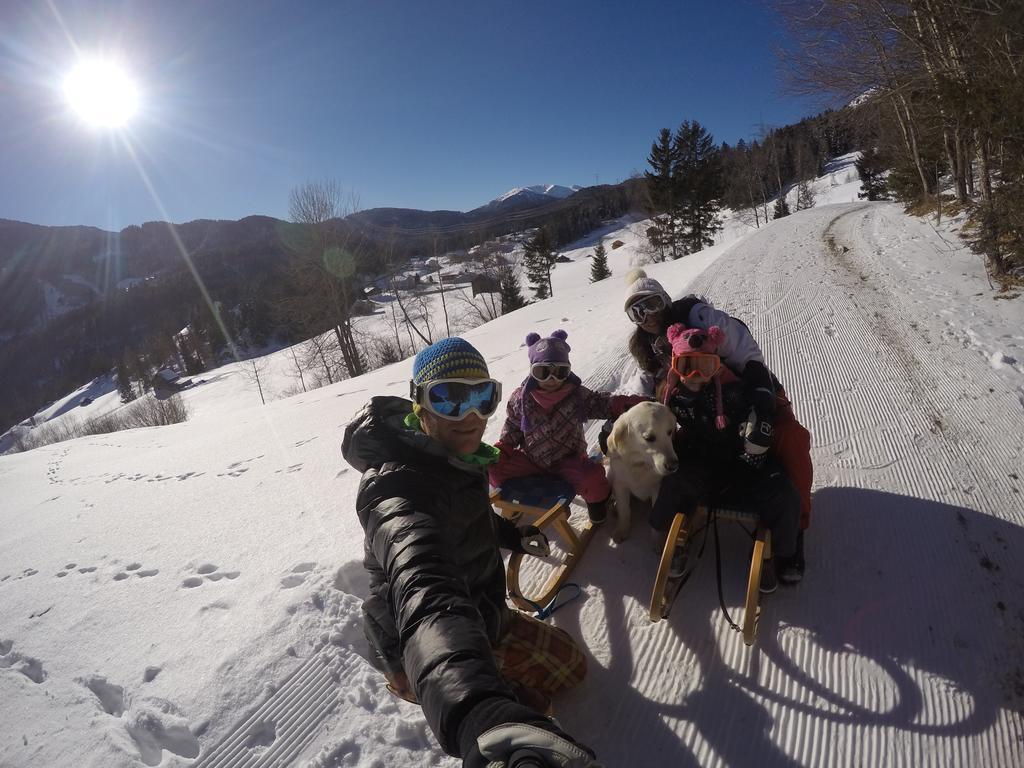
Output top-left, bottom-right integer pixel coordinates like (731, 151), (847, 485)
(300, 332), (343, 388)
(431, 231), (452, 337)
(278, 179), (366, 379)
(240, 355), (270, 405)
(287, 346), (307, 393)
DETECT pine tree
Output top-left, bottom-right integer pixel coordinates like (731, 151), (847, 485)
(523, 227), (557, 300)
(590, 240), (611, 282)
(856, 147), (889, 201)
(116, 355), (135, 404)
(674, 120), (724, 254)
(498, 266), (527, 314)
(773, 196), (791, 219)
(795, 178), (816, 210)
(644, 128), (682, 260)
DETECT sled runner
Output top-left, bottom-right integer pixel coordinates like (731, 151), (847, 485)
(491, 475), (596, 613)
(649, 505), (772, 646)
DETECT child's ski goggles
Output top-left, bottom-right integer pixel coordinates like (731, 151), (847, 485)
(531, 363), (571, 382)
(626, 294), (667, 324)
(410, 377), (503, 421)
(670, 353), (721, 381)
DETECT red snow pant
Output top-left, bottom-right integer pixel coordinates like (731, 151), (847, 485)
(774, 390), (813, 529)
(489, 447), (610, 504)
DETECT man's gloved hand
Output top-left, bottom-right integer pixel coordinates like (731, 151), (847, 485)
(518, 525), (551, 558)
(739, 407), (773, 470)
(474, 722), (603, 768)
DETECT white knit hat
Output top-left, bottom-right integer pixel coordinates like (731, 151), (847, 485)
(623, 269), (672, 311)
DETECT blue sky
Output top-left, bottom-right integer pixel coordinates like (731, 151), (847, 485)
(0, 1), (824, 230)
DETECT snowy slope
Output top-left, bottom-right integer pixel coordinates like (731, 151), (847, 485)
(2, 192), (1023, 767)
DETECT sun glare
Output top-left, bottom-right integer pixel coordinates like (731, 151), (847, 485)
(64, 59), (139, 128)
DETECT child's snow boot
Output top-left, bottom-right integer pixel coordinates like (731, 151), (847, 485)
(778, 530), (805, 585)
(586, 494), (610, 526)
(759, 558), (778, 594)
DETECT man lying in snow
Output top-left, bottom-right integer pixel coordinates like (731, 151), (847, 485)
(342, 337), (601, 768)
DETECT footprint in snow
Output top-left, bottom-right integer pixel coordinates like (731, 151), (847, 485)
(280, 562), (316, 589)
(113, 563), (160, 581)
(181, 564), (240, 588)
(1, 642), (47, 683)
(56, 563), (98, 578)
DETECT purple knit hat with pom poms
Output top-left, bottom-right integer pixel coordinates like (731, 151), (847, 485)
(526, 329), (571, 364)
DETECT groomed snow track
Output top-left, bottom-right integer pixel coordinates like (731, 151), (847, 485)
(191, 650), (341, 768)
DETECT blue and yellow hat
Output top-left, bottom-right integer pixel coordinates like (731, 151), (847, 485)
(412, 337), (490, 385)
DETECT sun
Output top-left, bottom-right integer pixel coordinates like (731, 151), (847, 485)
(64, 59), (139, 128)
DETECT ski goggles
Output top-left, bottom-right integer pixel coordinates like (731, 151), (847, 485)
(410, 377), (503, 421)
(626, 294), (667, 324)
(670, 353), (721, 381)
(531, 362), (572, 382)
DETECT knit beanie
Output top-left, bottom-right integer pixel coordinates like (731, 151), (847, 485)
(412, 337), (490, 385)
(525, 330), (571, 365)
(623, 268), (672, 311)
(666, 324), (725, 356)
(664, 323), (727, 429)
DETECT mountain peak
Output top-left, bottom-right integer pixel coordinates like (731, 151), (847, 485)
(495, 184), (582, 204)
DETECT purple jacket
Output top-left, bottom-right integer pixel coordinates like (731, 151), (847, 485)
(498, 383), (632, 469)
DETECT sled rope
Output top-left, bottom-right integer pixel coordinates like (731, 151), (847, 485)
(519, 582), (582, 620)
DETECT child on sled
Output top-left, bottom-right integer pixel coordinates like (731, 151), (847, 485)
(655, 323), (801, 592)
(490, 329), (647, 526)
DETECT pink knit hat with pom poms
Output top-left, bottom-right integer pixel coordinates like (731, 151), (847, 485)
(664, 323), (728, 429)
(666, 324), (725, 356)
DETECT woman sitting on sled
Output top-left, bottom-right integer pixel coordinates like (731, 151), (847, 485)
(621, 269), (812, 583)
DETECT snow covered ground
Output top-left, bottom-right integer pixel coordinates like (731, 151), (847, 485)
(3, 165), (1023, 767)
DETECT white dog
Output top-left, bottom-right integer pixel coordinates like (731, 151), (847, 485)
(605, 401), (679, 542)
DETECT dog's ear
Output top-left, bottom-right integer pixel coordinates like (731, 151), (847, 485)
(607, 416), (628, 454)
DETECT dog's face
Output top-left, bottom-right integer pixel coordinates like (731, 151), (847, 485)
(608, 401), (678, 476)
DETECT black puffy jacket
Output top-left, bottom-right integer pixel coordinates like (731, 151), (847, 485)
(341, 396), (551, 758)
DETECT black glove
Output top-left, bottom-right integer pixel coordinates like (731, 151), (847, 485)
(459, 697), (598, 768)
(739, 407), (773, 470)
(517, 525), (551, 558)
(750, 385), (777, 420)
(597, 419), (614, 456)
(470, 723), (602, 768)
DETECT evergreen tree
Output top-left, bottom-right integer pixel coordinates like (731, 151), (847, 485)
(773, 196), (791, 219)
(856, 147), (889, 201)
(523, 227), (557, 300)
(498, 266), (527, 314)
(590, 240), (611, 282)
(795, 178), (816, 210)
(116, 354), (135, 404)
(644, 128), (683, 260)
(674, 120), (724, 254)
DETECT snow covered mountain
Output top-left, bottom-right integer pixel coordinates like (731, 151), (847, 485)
(2, 161), (1023, 767)
(474, 183), (583, 213)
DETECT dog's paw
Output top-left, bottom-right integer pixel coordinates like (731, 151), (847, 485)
(612, 528), (630, 544)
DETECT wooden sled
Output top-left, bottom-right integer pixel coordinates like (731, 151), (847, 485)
(649, 504), (773, 646)
(491, 475), (595, 613)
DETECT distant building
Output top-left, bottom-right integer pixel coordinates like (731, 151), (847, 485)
(351, 299), (377, 316)
(471, 274), (501, 296)
(392, 273), (420, 290)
